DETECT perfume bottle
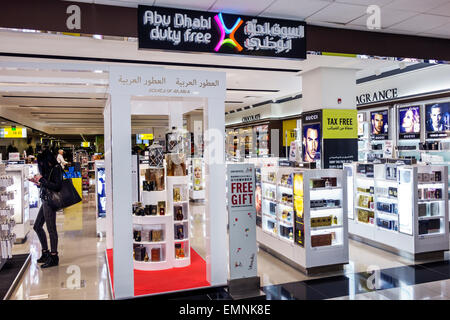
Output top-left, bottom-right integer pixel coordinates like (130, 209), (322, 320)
(144, 253), (149, 262)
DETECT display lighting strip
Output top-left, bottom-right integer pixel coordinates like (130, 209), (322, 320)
(214, 13), (243, 52)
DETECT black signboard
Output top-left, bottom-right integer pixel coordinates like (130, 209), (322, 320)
(137, 5), (306, 59)
(323, 139), (358, 169)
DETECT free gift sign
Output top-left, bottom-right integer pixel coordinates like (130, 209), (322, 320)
(227, 164), (257, 280)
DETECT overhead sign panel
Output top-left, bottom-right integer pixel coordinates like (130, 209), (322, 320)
(138, 5), (306, 60)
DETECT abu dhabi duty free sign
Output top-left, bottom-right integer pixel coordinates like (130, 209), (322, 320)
(138, 5), (306, 60)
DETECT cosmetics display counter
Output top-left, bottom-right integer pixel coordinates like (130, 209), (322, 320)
(344, 162), (449, 259)
(6, 164), (30, 243)
(0, 163), (15, 270)
(257, 166), (348, 274)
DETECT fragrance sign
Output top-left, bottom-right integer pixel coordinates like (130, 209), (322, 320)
(138, 5), (306, 59)
(226, 164), (257, 280)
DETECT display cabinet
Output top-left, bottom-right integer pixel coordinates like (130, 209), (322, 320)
(95, 160), (106, 237)
(344, 162), (449, 259)
(132, 151), (191, 270)
(0, 163), (15, 270)
(27, 163), (40, 224)
(6, 165), (30, 243)
(257, 166), (348, 274)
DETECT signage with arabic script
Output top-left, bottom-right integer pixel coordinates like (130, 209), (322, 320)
(138, 5), (306, 60)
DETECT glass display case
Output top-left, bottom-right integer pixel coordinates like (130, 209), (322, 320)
(345, 162), (449, 258)
(6, 164), (30, 243)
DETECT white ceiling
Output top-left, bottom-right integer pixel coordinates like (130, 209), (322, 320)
(67, 0), (450, 38)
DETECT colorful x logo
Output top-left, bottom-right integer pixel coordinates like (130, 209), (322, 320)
(214, 13), (243, 52)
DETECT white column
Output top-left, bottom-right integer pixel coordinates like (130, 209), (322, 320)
(204, 97), (228, 286)
(302, 67), (357, 111)
(110, 93), (134, 299)
(104, 98), (113, 249)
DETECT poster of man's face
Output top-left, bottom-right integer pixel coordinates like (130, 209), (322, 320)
(426, 103), (450, 133)
(371, 110), (389, 135)
(302, 124), (320, 162)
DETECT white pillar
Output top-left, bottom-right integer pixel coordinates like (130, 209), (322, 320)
(110, 93), (134, 299)
(302, 67), (357, 111)
(204, 97), (228, 286)
(104, 98), (113, 250)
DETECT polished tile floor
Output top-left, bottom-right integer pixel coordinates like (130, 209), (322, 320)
(8, 198), (450, 300)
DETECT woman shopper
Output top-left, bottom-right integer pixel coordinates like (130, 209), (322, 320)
(31, 149), (63, 268)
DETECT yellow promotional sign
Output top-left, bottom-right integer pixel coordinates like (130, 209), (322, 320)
(81, 142), (90, 147)
(139, 134), (154, 140)
(282, 119), (298, 146)
(322, 109), (358, 139)
(1, 127), (26, 138)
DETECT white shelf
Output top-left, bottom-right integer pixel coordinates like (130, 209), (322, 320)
(310, 206), (342, 211)
(262, 181), (277, 186)
(278, 220), (293, 227)
(262, 197), (277, 202)
(418, 199), (445, 203)
(355, 206), (374, 212)
(263, 212), (277, 220)
(418, 215), (445, 221)
(375, 210), (398, 217)
(134, 240), (166, 245)
(174, 239), (189, 243)
(311, 186), (342, 191)
(311, 225), (342, 231)
(173, 219), (189, 224)
(418, 232), (445, 238)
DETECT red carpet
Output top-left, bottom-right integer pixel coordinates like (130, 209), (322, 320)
(106, 248), (210, 297)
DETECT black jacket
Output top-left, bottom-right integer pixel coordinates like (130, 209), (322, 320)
(39, 165), (63, 199)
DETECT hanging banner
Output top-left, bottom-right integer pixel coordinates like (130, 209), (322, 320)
(138, 5), (306, 59)
(226, 163), (257, 280)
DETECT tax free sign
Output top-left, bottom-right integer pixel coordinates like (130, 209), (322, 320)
(138, 5), (306, 59)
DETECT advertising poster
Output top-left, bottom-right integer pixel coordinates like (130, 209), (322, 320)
(302, 123), (321, 163)
(322, 109), (358, 169)
(399, 105), (420, 139)
(192, 158), (203, 191)
(226, 164), (257, 280)
(293, 173), (304, 247)
(282, 119), (298, 147)
(425, 102), (450, 139)
(370, 109), (389, 140)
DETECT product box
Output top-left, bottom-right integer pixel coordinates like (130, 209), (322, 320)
(311, 234), (332, 247)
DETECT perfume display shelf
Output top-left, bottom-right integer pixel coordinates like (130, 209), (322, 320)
(132, 160), (190, 271)
(0, 163), (16, 271)
(345, 162), (449, 259)
(257, 166), (348, 274)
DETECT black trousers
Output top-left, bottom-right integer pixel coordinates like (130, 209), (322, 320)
(33, 201), (58, 253)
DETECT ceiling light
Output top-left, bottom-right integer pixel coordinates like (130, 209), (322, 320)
(93, 34), (103, 40)
(94, 70), (103, 73)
